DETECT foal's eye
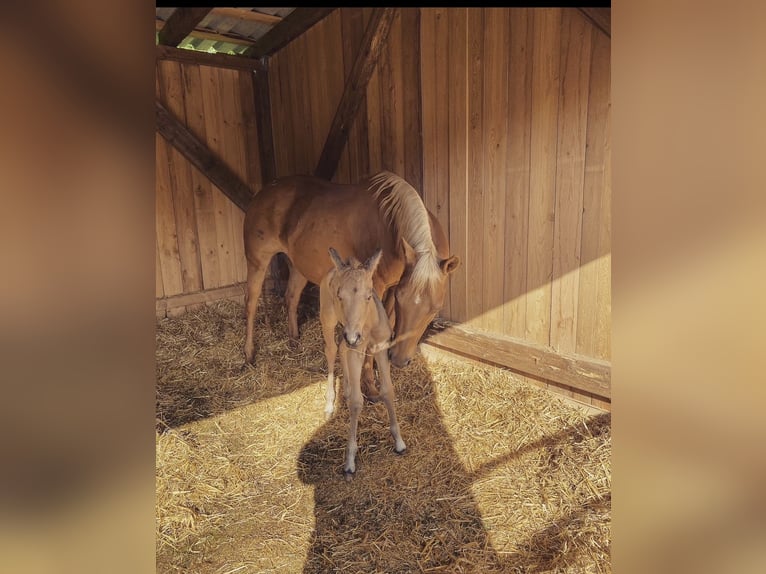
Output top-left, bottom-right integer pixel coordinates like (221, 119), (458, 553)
(366, 293), (372, 301)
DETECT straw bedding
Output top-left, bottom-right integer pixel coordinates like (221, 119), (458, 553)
(156, 297), (611, 573)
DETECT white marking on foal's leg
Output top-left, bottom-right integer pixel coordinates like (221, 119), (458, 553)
(324, 372), (336, 419)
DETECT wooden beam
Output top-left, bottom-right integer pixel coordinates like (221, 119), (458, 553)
(156, 45), (266, 71)
(314, 8), (397, 180)
(244, 8), (337, 58)
(212, 8), (283, 25)
(252, 68), (278, 185)
(424, 322), (611, 399)
(157, 8), (213, 47)
(577, 8), (610, 38)
(156, 283), (245, 313)
(155, 19), (257, 47)
(156, 100), (253, 212)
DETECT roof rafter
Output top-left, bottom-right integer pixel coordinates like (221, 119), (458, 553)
(157, 8), (213, 47)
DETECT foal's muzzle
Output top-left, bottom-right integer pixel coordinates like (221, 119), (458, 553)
(344, 332), (362, 347)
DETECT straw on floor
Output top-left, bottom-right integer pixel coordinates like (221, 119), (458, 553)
(156, 298), (611, 573)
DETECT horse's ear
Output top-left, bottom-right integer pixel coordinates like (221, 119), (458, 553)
(328, 247), (346, 270)
(440, 255), (460, 275)
(364, 248), (383, 274)
(401, 238), (417, 267)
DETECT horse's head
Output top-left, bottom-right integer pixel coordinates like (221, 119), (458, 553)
(388, 240), (460, 367)
(328, 247), (383, 348)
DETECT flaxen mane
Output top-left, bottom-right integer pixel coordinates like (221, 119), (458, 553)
(369, 171), (442, 293)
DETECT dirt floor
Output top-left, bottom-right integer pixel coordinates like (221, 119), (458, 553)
(156, 298), (611, 573)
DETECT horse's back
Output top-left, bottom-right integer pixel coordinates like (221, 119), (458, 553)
(244, 175), (388, 284)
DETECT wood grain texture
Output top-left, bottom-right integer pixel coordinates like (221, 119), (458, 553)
(180, 63), (221, 291)
(576, 29), (611, 360)
(245, 8), (336, 58)
(425, 322), (611, 399)
(158, 60), (204, 299)
(503, 9), (533, 339)
(481, 8), (510, 333)
(315, 8), (395, 181)
(550, 10), (592, 354)
(447, 8), (468, 323)
(525, 8), (562, 346)
(157, 8), (213, 47)
(465, 8), (485, 330)
(156, 45), (266, 71)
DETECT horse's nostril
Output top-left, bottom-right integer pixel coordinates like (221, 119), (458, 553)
(345, 332), (361, 347)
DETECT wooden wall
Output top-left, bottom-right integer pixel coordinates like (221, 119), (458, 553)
(266, 7), (611, 407)
(155, 60), (262, 316)
(155, 7), (611, 407)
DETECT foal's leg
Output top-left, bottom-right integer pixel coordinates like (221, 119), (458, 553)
(341, 344), (365, 477)
(285, 262), (308, 344)
(361, 352), (381, 403)
(320, 301), (338, 419)
(374, 349), (406, 454)
(244, 258), (269, 365)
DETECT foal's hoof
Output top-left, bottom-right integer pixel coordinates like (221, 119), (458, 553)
(394, 446), (407, 456)
(361, 378), (381, 404)
(343, 469), (355, 482)
(286, 338), (300, 351)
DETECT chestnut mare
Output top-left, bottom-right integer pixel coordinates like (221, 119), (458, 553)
(242, 171), (460, 389)
(320, 247), (406, 477)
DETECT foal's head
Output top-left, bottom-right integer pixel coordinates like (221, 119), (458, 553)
(328, 247), (383, 348)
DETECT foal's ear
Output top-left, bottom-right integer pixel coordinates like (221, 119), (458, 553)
(440, 255), (460, 275)
(364, 248), (383, 274)
(328, 247), (346, 270)
(401, 238), (417, 267)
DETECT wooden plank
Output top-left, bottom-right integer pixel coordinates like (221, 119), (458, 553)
(465, 8), (485, 330)
(365, 10), (383, 174)
(268, 48), (293, 176)
(180, 63), (221, 290)
(447, 8), (468, 323)
(577, 8), (610, 38)
(211, 8), (283, 25)
(239, 70), (264, 189)
(340, 7), (370, 183)
(244, 8), (337, 59)
(218, 67), (250, 284)
(250, 69), (275, 185)
(155, 133), (184, 297)
(155, 242), (164, 298)
(198, 65), (242, 287)
(419, 9), (437, 218)
(481, 8), (510, 333)
(155, 99), (253, 212)
(157, 8), (213, 47)
(156, 45), (266, 71)
(425, 322), (610, 399)
(156, 19), (257, 47)
(314, 8), (396, 180)
(306, 17), (329, 174)
(401, 8), (423, 193)
(576, 29), (611, 359)
(156, 283), (247, 312)
(383, 9), (405, 176)
(526, 8), (561, 346)
(433, 9), (451, 318)
(550, 9), (592, 354)
(158, 60), (204, 301)
(503, 8), (533, 338)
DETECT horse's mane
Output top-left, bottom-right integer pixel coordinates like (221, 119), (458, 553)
(368, 171), (442, 293)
